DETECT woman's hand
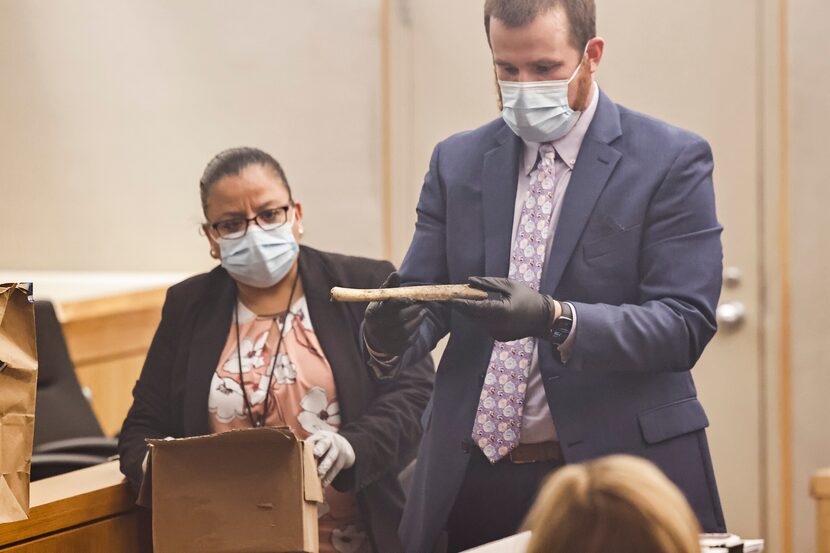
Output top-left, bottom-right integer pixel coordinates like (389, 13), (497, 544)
(306, 430), (356, 488)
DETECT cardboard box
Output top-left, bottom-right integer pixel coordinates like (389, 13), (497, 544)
(139, 427), (324, 553)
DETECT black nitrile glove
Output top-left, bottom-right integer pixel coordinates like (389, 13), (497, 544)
(364, 272), (425, 356)
(451, 277), (555, 342)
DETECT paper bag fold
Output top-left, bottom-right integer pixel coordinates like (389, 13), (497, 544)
(0, 283), (38, 523)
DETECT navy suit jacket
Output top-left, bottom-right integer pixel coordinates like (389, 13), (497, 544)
(390, 90), (726, 553)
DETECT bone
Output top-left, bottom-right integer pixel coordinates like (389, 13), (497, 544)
(330, 284), (487, 303)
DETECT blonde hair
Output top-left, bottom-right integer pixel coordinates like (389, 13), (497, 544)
(523, 455), (700, 553)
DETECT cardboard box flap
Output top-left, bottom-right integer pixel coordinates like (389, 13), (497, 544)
(146, 426), (296, 449)
(135, 446), (152, 509)
(302, 442), (324, 503)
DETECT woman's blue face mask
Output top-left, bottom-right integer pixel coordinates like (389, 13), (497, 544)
(218, 210), (299, 288)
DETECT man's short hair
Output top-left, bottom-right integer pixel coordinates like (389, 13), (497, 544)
(484, 0), (596, 53)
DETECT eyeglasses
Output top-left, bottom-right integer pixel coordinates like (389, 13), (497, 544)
(209, 205), (293, 240)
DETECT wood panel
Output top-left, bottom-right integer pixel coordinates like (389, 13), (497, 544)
(58, 287), (166, 436)
(813, 468), (830, 553)
(75, 354), (147, 437)
(0, 512), (151, 553)
(60, 288), (165, 365)
(0, 462), (136, 547)
(58, 288), (166, 323)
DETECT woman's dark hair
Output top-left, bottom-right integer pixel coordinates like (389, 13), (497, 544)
(199, 147), (293, 215)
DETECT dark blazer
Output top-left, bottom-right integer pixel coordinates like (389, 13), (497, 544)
(119, 245), (434, 553)
(387, 90), (726, 553)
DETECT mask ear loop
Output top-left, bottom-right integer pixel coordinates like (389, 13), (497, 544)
(566, 45), (591, 85)
(566, 45), (594, 112)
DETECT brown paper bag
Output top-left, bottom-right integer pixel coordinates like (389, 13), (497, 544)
(0, 283), (37, 523)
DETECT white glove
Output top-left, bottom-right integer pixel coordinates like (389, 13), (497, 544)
(305, 430), (355, 488)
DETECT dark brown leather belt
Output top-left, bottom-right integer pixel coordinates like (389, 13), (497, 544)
(508, 441), (563, 464)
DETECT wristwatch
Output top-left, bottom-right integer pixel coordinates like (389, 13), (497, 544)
(548, 301), (574, 346)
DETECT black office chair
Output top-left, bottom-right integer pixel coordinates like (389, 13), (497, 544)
(31, 301), (118, 481)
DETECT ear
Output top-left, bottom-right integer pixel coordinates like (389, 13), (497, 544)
(292, 202), (304, 241)
(203, 223), (221, 259)
(568, 38), (604, 111)
(584, 37), (605, 73)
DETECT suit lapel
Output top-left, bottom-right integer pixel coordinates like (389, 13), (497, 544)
(541, 91), (623, 295)
(482, 125), (523, 278)
(299, 248), (365, 426)
(183, 271), (236, 436)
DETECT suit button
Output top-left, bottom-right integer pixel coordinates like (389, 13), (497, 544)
(461, 440), (471, 454)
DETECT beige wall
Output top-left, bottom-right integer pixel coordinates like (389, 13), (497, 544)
(0, 0), (383, 273)
(387, 0), (497, 265)
(789, 0), (830, 550)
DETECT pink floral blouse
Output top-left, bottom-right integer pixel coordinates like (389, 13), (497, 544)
(208, 297), (370, 553)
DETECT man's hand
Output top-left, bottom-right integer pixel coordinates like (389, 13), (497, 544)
(364, 272), (425, 356)
(452, 277), (557, 342)
(306, 430), (355, 488)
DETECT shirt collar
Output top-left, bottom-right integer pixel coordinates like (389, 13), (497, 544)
(522, 81), (601, 176)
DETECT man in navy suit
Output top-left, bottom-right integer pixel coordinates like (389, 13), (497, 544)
(363, 1), (726, 551)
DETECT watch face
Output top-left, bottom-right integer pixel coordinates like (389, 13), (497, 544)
(551, 318), (573, 344)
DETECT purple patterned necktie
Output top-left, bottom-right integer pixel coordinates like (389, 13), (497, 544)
(472, 143), (558, 463)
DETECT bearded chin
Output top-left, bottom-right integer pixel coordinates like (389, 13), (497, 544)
(570, 55), (593, 111)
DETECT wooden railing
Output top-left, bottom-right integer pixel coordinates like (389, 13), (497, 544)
(0, 461), (150, 552)
(58, 287), (167, 436)
(813, 468), (830, 553)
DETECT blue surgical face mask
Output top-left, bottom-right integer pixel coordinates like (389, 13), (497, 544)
(219, 214), (299, 289)
(498, 61), (584, 143)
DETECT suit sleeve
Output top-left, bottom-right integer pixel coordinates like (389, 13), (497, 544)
(562, 137), (723, 373)
(118, 289), (181, 492)
(337, 261), (435, 493)
(360, 142), (453, 379)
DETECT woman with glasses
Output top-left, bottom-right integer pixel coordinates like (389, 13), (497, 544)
(118, 147), (434, 553)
